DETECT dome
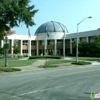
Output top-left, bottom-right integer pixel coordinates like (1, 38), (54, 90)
(35, 21), (68, 35)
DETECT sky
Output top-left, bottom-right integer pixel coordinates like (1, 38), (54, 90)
(12, 0), (100, 35)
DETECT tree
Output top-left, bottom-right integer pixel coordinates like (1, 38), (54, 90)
(72, 35), (100, 56)
(94, 35), (100, 55)
(13, 44), (20, 54)
(0, 0), (38, 39)
(73, 42), (89, 56)
(0, 47), (4, 54)
(78, 42), (89, 55)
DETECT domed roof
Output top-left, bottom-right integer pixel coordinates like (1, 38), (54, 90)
(35, 21), (68, 35)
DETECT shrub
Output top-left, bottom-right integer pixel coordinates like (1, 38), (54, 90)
(18, 55), (23, 58)
(0, 67), (21, 72)
(29, 56), (61, 59)
(38, 65), (58, 68)
(71, 61), (91, 65)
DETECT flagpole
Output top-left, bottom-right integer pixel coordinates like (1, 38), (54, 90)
(28, 26), (31, 57)
(45, 27), (50, 55)
(28, 28), (29, 57)
(45, 27), (48, 66)
(45, 27), (48, 55)
(63, 29), (66, 59)
(36, 34), (39, 56)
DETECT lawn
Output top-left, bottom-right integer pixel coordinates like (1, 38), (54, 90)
(45, 59), (73, 66)
(38, 59), (72, 68)
(0, 58), (37, 67)
(44, 57), (94, 66)
(0, 57), (99, 68)
(73, 57), (100, 62)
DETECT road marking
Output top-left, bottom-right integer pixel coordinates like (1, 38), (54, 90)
(20, 86), (63, 95)
(10, 86), (63, 98)
(7, 68), (100, 99)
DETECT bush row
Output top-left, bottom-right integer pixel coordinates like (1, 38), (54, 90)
(29, 56), (61, 59)
(71, 61), (91, 65)
(0, 67), (21, 72)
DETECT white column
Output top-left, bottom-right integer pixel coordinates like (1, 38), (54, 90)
(70, 39), (72, 54)
(54, 39), (57, 55)
(11, 39), (14, 57)
(28, 40), (31, 56)
(78, 37), (80, 43)
(36, 40), (39, 55)
(44, 39), (47, 55)
(86, 37), (89, 42)
(20, 40), (23, 56)
(63, 39), (65, 58)
(1, 40), (4, 48)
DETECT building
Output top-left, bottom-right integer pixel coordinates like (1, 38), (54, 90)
(0, 21), (100, 57)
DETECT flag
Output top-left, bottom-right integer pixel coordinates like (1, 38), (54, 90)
(46, 27), (50, 37)
(47, 30), (50, 37)
(64, 29), (66, 38)
(28, 27), (31, 38)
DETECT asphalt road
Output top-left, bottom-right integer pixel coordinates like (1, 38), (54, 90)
(0, 65), (100, 100)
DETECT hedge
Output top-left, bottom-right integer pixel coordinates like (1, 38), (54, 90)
(29, 56), (61, 59)
(71, 61), (91, 65)
(0, 67), (21, 72)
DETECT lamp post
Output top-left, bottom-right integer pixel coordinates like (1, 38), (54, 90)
(4, 36), (9, 67)
(76, 16), (92, 62)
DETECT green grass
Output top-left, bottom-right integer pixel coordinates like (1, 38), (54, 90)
(69, 57), (100, 61)
(0, 58), (20, 61)
(44, 58), (92, 67)
(0, 67), (21, 72)
(45, 59), (73, 66)
(0, 57), (99, 70)
(74, 57), (100, 62)
(38, 59), (73, 68)
(0, 58), (37, 67)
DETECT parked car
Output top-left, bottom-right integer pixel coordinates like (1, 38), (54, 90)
(0, 54), (4, 59)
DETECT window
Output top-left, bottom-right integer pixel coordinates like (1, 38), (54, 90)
(39, 40), (44, 45)
(48, 40), (54, 45)
(23, 40), (28, 45)
(57, 40), (62, 44)
(31, 41), (36, 45)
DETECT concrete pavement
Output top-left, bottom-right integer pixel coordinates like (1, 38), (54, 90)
(15, 59), (46, 71)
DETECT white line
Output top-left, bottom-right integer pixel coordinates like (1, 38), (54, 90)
(10, 86), (63, 98)
(20, 86), (63, 95)
(10, 96), (18, 98)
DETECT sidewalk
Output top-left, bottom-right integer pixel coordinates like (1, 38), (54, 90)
(15, 60), (46, 71)
(91, 61), (100, 65)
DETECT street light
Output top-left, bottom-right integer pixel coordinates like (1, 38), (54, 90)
(76, 16), (92, 62)
(4, 36), (9, 67)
